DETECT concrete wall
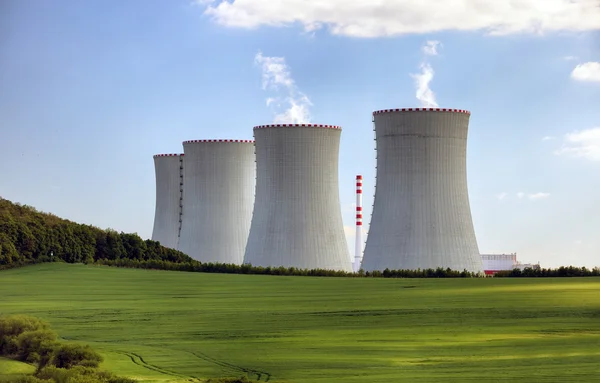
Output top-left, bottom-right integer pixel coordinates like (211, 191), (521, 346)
(178, 140), (255, 264)
(244, 125), (352, 272)
(151, 154), (184, 250)
(362, 108), (483, 273)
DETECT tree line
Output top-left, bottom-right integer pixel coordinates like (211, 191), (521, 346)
(0, 198), (192, 270)
(95, 258), (483, 278)
(1, 197), (598, 278)
(493, 266), (600, 277)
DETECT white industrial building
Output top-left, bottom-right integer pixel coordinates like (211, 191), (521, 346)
(244, 124), (352, 272)
(177, 139), (256, 265)
(481, 253), (540, 275)
(151, 153), (184, 250)
(361, 108), (483, 273)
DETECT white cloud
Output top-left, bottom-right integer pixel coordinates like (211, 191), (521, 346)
(496, 192), (508, 200)
(423, 40), (441, 56)
(516, 191), (550, 200)
(528, 192), (551, 200)
(542, 136), (556, 141)
(199, 0), (600, 38)
(571, 62), (600, 82)
(411, 62), (438, 108)
(554, 127), (600, 161)
(254, 52), (312, 123)
(563, 55), (578, 61)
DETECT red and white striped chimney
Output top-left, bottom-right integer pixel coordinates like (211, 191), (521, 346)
(354, 175), (363, 271)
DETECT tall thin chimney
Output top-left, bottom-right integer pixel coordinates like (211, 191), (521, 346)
(354, 175), (363, 272)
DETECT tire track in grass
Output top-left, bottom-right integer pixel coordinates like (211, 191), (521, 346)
(187, 350), (272, 381)
(115, 350), (201, 381)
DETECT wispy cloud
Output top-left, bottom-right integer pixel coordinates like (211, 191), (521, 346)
(571, 62), (600, 82)
(422, 40), (441, 56)
(410, 41), (441, 108)
(254, 52), (312, 123)
(554, 127), (600, 161)
(496, 192), (508, 200)
(542, 136), (556, 141)
(200, 1), (600, 38)
(563, 55), (578, 61)
(516, 191), (550, 200)
(528, 192), (551, 201)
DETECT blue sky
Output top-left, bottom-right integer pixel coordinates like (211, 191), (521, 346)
(1, 0), (599, 268)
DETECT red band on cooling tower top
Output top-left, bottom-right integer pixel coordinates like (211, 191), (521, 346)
(183, 139), (255, 144)
(253, 124), (342, 130)
(153, 153), (184, 158)
(372, 108), (471, 115)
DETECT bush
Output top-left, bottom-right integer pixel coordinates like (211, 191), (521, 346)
(51, 344), (103, 369)
(0, 315), (51, 356)
(16, 329), (58, 365)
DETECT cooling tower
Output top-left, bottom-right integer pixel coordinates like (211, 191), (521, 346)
(244, 124), (352, 272)
(151, 154), (184, 250)
(361, 108), (483, 273)
(177, 140), (255, 264)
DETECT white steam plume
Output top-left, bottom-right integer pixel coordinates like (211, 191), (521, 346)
(410, 41), (441, 107)
(254, 52), (312, 123)
(410, 62), (439, 108)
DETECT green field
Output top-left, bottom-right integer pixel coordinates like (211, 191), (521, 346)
(1, 264), (599, 382)
(0, 358), (36, 380)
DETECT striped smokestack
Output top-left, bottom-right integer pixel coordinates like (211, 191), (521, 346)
(354, 175), (363, 272)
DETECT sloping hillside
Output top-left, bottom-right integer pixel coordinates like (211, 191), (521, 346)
(0, 197), (191, 269)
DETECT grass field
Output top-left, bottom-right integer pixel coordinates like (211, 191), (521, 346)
(0, 358), (36, 380)
(1, 263), (599, 382)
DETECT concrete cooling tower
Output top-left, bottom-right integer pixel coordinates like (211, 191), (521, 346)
(151, 154), (184, 250)
(177, 140), (255, 265)
(244, 124), (352, 272)
(361, 108), (483, 273)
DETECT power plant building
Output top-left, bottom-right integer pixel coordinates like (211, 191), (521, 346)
(361, 108), (483, 273)
(481, 253), (540, 275)
(244, 124), (352, 272)
(177, 140), (256, 265)
(151, 154), (184, 250)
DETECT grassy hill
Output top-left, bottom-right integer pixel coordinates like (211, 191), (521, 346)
(0, 197), (191, 270)
(0, 357), (36, 381)
(1, 263), (600, 382)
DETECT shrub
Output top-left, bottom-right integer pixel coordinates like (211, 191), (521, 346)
(0, 315), (50, 356)
(50, 344), (103, 369)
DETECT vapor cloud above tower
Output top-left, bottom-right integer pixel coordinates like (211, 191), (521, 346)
(410, 41), (441, 108)
(254, 52), (312, 123)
